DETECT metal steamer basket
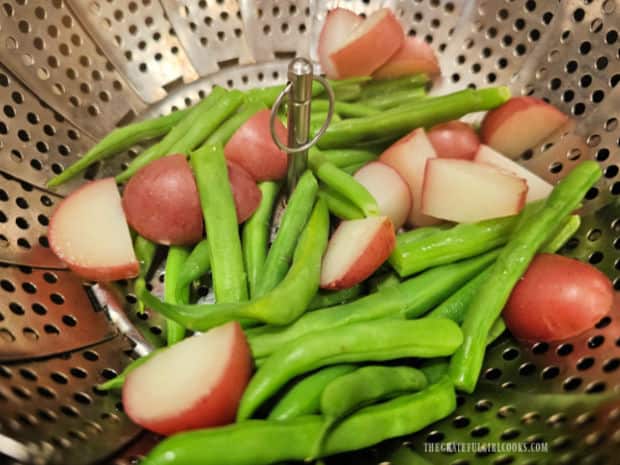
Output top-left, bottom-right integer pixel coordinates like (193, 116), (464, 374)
(0, 0), (619, 464)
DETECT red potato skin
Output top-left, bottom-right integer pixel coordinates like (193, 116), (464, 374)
(224, 110), (288, 182)
(123, 322), (252, 436)
(318, 8), (363, 79)
(428, 121), (480, 160)
(503, 254), (614, 342)
(227, 160), (262, 223)
(321, 219), (396, 290)
(122, 154), (203, 246)
(480, 97), (569, 146)
(329, 9), (405, 79)
(373, 36), (440, 79)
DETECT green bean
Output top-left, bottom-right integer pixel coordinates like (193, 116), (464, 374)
(359, 74), (430, 99)
(246, 81), (324, 107)
(165, 246), (190, 345)
(133, 235), (157, 314)
(368, 272), (400, 293)
(450, 161), (602, 393)
(116, 87), (239, 183)
(137, 199), (329, 329)
(318, 188), (364, 220)
(361, 88), (427, 110)
(544, 214), (581, 253)
(237, 318), (462, 420)
(333, 84), (363, 101)
(311, 111), (331, 126)
(309, 152), (378, 217)
(97, 349), (161, 390)
(419, 360), (448, 385)
(268, 365), (356, 421)
(243, 182), (280, 298)
(340, 161), (369, 175)
(487, 318), (506, 344)
(255, 172), (318, 297)
(48, 109), (191, 187)
(389, 214), (520, 277)
(318, 87), (511, 149)
(247, 249), (498, 358)
(317, 149), (378, 168)
(191, 144), (248, 303)
(310, 114), (341, 136)
(394, 225), (447, 248)
(176, 238), (211, 298)
(312, 99), (380, 117)
(205, 100), (266, 146)
(314, 365), (428, 457)
(307, 285), (363, 311)
(141, 377), (455, 465)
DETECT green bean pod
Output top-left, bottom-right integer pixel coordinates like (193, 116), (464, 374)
(359, 74), (430, 99)
(247, 250), (498, 358)
(164, 246), (190, 345)
(340, 161), (370, 175)
(309, 152), (379, 217)
(47, 108), (191, 187)
(205, 100), (266, 146)
(133, 235), (157, 314)
(307, 285), (363, 311)
(176, 238), (211, 298)
(141, 377), (455, 465)
(137, 199), (329, 329)
(450, 161), (602, 393)
(318, 188), (364, 221)
(268, 365), (357, 421)
(255, 172), (318, 297)
(242, 182), (281, 298)
(237, 318), (462, 420)
(317, 149), (378, 168)
(312, 99), (380, 117)
(361, 88), (427, 110)
(318, 87), (511, 149)
(191, 144), (248, 303)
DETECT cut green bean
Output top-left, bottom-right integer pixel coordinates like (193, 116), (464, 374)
(309, 152), (379, 217)
(340, 161), (369, 175)
(368, 272), (400, 293)
(138, 199), (330, 329)
(243, 182), (281, 298)
(133, 235), (157, 314)
(191, 144), (248, 303)
(319, 188), (364, 221)
(268, 365), (357, 421)
(318, 87), (511, 148)
(450, 161), (602, 392)
(318, 149), (378, 168)
(361, 88), (427, 110)
(48, 108), (191, 187)
(165, 246), (190, 346)
(176, 238), (211, 300)
(247, 250), (499, 359)
(359, 74), (430, 99)
(312, 99), (380, 117)
(255, 171), (318, 297)
(394, 225), (447, 248)
(307, 286), (363, 311)
(205, 100), (266, 146)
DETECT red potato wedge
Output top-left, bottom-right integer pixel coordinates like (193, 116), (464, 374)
(428, 121), (480, 160)
(123, 322), (252, 436)
(504, 254), (613, 341)
(329, 8), (404, 79)
(123, 154), (203, 246)
(474, 145), (552, 202)
(379, 128), (442, 227)
(227, 160), (262, 223)
(318, 8), (363, 79)
(373, 36), (440, 79)
(480, 97), (569, 159)
(353, 162), (412, 230)
(49, 178), (138, 281)
(320, 216), (396, 290)
(421, 159), (528, 223)
(224, 109), (288, 182)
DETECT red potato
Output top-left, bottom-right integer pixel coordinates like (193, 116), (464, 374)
(480, 97), (569, 159)
(123, 155), (203, 245)
(318, 8), (363, 79)
(227, 160), (262, 223)
(379, 128), (442, 227)
(123, 322), (252, 436)
(329, 8), (404, 79)
(49, 178), (138, 281)
(421, 159), (527, 223)
(353, 162), (412, 230)
(373, 36), (440, 79)
(474, 145), (552, 202)
(427, 121), (480, 160)
(224, 109), (288, 182)
(504, 254), (613, 341)
(321, 216), (396, 290)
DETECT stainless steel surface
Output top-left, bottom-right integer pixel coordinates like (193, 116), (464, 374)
(0, 1), (619, 464)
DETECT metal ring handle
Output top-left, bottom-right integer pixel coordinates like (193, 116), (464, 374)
(269, 75), (335, 154)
